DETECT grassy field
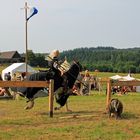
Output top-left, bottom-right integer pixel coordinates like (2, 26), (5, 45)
(0, 66), (140, 139)
(0, 91), (140, 140)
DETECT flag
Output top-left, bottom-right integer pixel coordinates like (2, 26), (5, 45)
(27, 7), (38, 21)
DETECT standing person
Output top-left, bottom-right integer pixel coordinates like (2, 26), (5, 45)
(5, 72), (11, 81)
(12, 73), (17, 81)
(0, 87), (6, 96)
(3, 72), (12, 96)
(0, 74), (6, 96)
(82, 70), (91, 95)
(0, 74), (2, 80)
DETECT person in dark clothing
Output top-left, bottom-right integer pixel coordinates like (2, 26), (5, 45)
(3, 72), (12, 96)
(21, 50), (64, 110)
(47, 49), (62, 77)
(0, 74), (2, 81)
(5, 72), (11, 81)
(47, 50), (70, 110)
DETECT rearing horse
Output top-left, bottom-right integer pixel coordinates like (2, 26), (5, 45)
(17, 60), (82, 111)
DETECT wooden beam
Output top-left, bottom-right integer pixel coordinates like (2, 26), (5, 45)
(59, 114), (98, 119)
(0, 81), (49, 87)
(111, 80), (140, 86)
(106, 80), (111, 112)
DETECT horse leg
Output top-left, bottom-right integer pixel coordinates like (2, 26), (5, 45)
(54, 105), (62, 110)
(16, 90), (34, 110)
(65, 101), (72, 112)
(24, 98), (35, 110)
(24, 88), (42, 110)
(54, 102), (72, 112)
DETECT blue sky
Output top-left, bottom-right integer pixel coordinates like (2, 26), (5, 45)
(0, 0), (140, 53)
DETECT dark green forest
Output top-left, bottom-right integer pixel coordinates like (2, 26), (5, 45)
(29, 47), (140, 73)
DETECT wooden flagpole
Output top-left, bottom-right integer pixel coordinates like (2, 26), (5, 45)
(25, 2), (28, 74)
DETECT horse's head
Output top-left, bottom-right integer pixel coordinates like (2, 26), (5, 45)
(64, 60), (82, 89)
(72, 60), (82, 72)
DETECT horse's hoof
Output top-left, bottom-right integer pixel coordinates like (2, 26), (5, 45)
(17, 92), (25, 97)
(67, 109), (72, 112)
(24, 100), (34, 110)
(54, 107), (60, 110)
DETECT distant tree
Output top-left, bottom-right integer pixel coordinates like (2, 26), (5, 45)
(28, 50), (36, 66)
(28, 50), (47, 67)
(28, 47), (140, 73)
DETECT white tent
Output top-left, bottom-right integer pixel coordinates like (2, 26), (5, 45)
(2, 63), (36, 80)
(110, 74), (136, 81)
(110, 75), (123, 80)
(121, 74), (135, 81)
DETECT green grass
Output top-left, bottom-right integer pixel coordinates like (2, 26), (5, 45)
(0, 65), (140, 139)
(0, 92), (140, 140)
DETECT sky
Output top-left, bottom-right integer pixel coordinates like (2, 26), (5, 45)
(0, 0), (140, 53)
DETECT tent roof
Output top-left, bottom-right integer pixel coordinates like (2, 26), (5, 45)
(2, 63), (36, 73)
(110, 74), (136, 81)
(120, 74), (135, 81)
(1, 63), (36, 80)
(110, 75), (122, 80)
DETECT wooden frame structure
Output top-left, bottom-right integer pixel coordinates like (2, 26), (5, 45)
(1, 79), (139, 117)
(0, 80), (54, 117)
(106, 79), (140, 111)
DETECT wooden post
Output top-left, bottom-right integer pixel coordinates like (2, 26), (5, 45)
(48, 79), (54, 118)
(25, 2), (28, 73)
(106, 79), (111, 112)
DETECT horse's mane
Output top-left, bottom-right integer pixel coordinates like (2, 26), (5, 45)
(65, 61), (82, 88)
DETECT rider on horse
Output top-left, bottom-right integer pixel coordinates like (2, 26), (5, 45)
(24, 50), (71, 110)
(47, 50), (72, 110)
(17, 49), (81, 111)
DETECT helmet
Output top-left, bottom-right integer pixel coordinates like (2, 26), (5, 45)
(50, 50), (59, 58)
(46, 50), (60, 61)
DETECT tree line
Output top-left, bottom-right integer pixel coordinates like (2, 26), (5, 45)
(28, 47), (140, 73)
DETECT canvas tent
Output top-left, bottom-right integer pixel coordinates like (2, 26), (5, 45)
(110, 75), (123, 80)
(110, 74), (136, 81)
(1, 63), (36, 80)
(109, 74), (140, 92)
(121, 74), (135, 81)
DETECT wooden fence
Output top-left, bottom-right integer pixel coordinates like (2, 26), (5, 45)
(0, 80), (54, 117)
(2, 79), (139, 117)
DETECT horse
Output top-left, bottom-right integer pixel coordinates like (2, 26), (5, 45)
(17, 60), (82, 111)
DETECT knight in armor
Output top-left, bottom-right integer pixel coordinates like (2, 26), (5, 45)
(47, 50), (71, 110)
(47, 49), (69, 79)
(47, 50), (61, 76)
(18, 50), (63, 110)
(21, 50), (71, 110)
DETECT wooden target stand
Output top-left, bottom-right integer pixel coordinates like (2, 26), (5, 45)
(106, 79), (140, 112)
(0, 80), (54, 118)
